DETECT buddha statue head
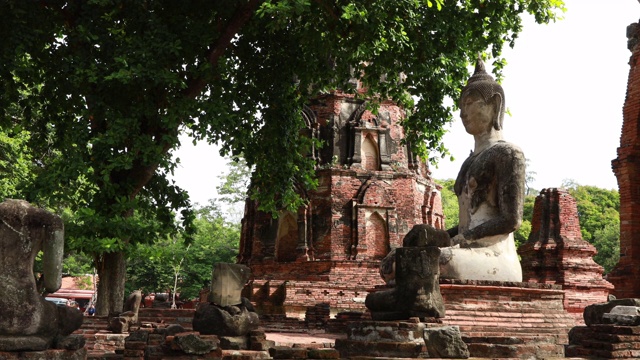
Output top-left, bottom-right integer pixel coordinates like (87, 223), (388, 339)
(461, 59), (506, 130)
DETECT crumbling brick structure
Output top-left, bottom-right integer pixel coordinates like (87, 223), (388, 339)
(239, 88), (444, 317)
(519, 188), (612, 320)
(609, 20), (640, 298)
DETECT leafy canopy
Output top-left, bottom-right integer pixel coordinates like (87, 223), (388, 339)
(1, 0), (564, 312)
(1, 0), (566, 218)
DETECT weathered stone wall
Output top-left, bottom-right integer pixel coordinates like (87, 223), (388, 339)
(610, 20), (640, 298)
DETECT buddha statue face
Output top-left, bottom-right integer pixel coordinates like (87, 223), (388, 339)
(460, 59), (505, 131)
(460, 90), (500, 136)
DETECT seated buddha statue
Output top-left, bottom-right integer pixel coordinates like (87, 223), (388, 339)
(440, 59), (526, 282)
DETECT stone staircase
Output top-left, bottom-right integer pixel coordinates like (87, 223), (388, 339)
(566, 324), (640, 359)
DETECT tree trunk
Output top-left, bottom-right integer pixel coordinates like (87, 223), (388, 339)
(95, 251), (127, 316)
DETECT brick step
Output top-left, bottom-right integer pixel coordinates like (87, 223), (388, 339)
(87, 350), (122, 359)
(462, 334), (559, 345)
(222, 349), (272, 359)
(565, 346), (640, 359)
(444, 305), (569, 314)
(335, 338), (427, 359)
(467, 342), (565, 359)
(462, 331), (568, 344)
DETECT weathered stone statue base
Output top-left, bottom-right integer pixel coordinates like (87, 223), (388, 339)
(108, 290), (142, 333)
(366, 246), (445, 321)
(0, 305), (84, 351)
(440, 233), (522, 282)
(0, 200), (84, 351)
(335, 320), (429, 358)
(193, 298), (260, 336)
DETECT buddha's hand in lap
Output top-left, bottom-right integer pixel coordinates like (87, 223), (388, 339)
(451, 234), (484, 249)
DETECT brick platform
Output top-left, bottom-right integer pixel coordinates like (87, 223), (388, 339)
(437, 280), (577, 358)
(0, 348), (87, 360)
(567, 324), (640, 359)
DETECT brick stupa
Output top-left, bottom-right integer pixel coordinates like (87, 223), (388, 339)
(518, 188), (612, 320)
(238, 87), (444, 317)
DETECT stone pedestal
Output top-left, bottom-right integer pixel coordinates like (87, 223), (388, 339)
(334, 320), (429, 358)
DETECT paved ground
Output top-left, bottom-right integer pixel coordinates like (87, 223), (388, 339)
(265, 331), (346, 346)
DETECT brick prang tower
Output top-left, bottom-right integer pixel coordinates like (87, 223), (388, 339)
(238, 88), (445, 317)
(609, 20), (640, 298)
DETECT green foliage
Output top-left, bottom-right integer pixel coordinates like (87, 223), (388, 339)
(126, 201), (239, 300)
(0, 128), (35, 199)
(438, 179), (458, 231)
(592, 223), (620, 274)
(217, 157), (251, 206)
(562, 180), (620, 273)
(0, 0), (564, 311)
(62, 251), (95, 277)
(513, 194), (536, 248)
(524, 158), (538, 196)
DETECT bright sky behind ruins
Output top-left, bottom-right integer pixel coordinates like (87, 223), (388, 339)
(172, 0), (640, 207)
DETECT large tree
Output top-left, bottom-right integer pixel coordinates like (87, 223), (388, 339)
(0, 0), (565, 314)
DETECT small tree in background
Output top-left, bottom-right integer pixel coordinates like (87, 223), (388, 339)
(126, 201), (239, 301)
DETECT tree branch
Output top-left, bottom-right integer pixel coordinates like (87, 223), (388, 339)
(183, 0), (263, 98)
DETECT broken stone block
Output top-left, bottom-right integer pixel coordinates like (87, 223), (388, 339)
(584, 298), (640, 325)
(366, 246), (444, 320)
(423, 326), (470, 359)
(173, 333), (216, 355)
(192, 298), (259, 336)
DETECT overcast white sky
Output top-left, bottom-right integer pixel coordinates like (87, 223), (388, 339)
(172, 0), (640, 206)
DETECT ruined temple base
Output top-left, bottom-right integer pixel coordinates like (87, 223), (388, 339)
(439, 280), (577, 359)
(335, 319), (430, 359)
(341, 280), (578, 359)
(566, 324), (640, 359)
(0, 348), (87, 360)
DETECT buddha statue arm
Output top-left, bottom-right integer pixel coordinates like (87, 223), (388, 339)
(459, 145), (526, 244)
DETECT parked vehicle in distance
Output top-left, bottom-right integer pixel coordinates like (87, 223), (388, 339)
(45, 297), (68, 306)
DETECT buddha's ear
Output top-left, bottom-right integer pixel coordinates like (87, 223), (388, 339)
(491, 94), (503, 130)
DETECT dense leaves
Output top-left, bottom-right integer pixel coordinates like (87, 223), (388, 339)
(0, 128), (34, 199)
(563, 181), (620, 273)
(126, 202), (240, 301)
(0, 0), (564, 313)
(438, 178), (458, 231)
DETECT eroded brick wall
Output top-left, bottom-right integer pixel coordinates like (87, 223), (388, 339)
(609, 20), (640, 298)
(519, 188), (612, 318)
